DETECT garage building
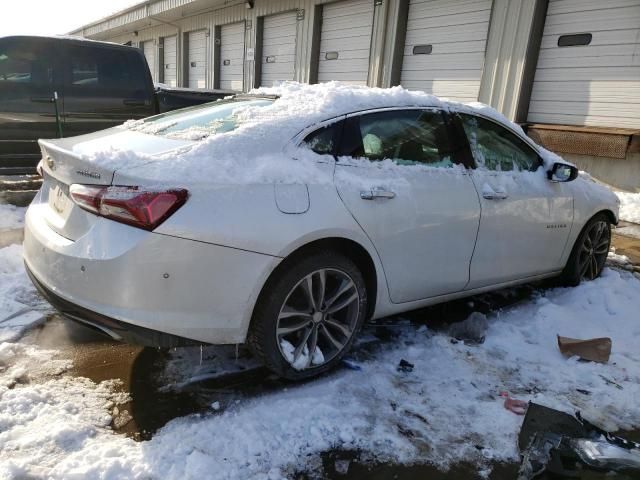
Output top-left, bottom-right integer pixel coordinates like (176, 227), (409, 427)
(71, 0), (640, 190)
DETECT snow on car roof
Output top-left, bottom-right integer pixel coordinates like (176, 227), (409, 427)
(85, 82), (565, 185)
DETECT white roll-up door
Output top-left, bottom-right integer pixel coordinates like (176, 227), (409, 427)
(260, 11), (297, 87)
(142, 40), (157, 83)
(400, 0), (492, 102)
(162, 35), (177, 87)
(220, 22), (245, 91)
(187, 30), (207, 89)
(317, 0), (375, 85)
(528, 0), (640, 128)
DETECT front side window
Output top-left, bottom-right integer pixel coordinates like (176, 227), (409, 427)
(338, 110), (459, 168)
(68, 46), (147, 95)
(459, 113), (541, 172)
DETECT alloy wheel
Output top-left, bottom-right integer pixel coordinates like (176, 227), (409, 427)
(578, 220), (610, 281)
(276, 268), (360, 370)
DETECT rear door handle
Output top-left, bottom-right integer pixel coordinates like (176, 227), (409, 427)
(31, 96), (53, 103)
(360, 188), (396, 200)
(482, 190), (508, 200)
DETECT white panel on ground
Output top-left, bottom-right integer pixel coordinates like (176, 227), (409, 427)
(143, 41), (157, 83)
(317, 0), (375, 85)
(400, 0), (492, 102)
(162, 35), (177, 87)
(188, 30), (207, 89)
(261, 11), (297, 87)
(528, 0), (640, 128)
(220, 22), (246, 91)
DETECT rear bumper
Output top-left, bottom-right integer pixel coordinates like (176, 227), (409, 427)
(23, 199), (280, 345)
(26, 263), (200, 347)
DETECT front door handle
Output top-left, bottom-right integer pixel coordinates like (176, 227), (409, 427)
(482, 190), (508, 200)
(360, 188), (396, 200)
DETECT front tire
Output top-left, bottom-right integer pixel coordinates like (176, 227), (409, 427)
(559, 213), (611, 286)
(248, 250), (367, 380)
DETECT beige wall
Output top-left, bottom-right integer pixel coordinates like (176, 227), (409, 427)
(563, 153), (640, 193)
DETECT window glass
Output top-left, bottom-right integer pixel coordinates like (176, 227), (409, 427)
(68, 46), (148, 95)
(302, 123), (339, 155)
(339, 110), (457, 168)
(459, 113), (540, 172)
(131, 98), (273, 139)
(0, 41), (53, 86)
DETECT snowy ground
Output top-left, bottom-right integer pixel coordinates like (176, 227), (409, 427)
(1, 207), (640, 479)
(616, 191), (640, 224)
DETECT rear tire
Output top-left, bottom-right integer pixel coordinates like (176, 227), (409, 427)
(559, 213), (611, 286)
(248, 250), (367, 381)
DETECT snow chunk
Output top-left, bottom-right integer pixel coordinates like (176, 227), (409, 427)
(616, 191), (640, 224)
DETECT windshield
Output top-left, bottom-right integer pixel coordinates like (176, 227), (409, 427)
(129, 98), (274, 140)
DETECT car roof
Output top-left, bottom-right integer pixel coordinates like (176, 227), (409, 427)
(0, 35), (135, 51)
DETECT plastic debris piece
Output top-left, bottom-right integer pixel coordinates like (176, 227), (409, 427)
(334, 459), (350, 475)
(557, 335), (611, 363)
(397, 359), (414, 373)
(448, 312), (488, 345)
(341, 358), (362, 371)
(517, 402), (640, 480)
(500, 391), (528, 416)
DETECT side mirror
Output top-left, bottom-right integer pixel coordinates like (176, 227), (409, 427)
(547, 162), (578, 183)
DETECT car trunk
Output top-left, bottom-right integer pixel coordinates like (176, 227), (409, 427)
(37, 129), (194, 241)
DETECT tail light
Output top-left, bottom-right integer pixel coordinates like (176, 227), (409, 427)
(69, 185), (188, 231)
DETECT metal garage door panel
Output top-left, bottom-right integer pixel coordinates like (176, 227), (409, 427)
(220, 22), (245, 91)
(261, 11), (297, 87)
(143, 41), (156, 83)
(188, 30), (207, 89)
(528, 0), (640, 128)
(317, 0), (374, 85)
(163, 35), (177, 87)
(400, 0), (492, 102)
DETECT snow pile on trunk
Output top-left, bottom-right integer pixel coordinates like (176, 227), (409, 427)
(83, 82), (562, 185)
(0, 245), (47, 343)
(616, 191), (640, 224)
(1, 266), (639, 479)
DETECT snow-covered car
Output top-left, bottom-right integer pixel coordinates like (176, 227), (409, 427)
(23, 83), (619, 380)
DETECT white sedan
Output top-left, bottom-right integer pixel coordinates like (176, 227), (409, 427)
(24, 83), (619, 380)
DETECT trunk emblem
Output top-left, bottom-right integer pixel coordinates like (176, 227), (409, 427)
(76, 169), (102, 180)
(46, 155), (55, 169)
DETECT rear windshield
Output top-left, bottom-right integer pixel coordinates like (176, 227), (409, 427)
(132, 98), (274, 140)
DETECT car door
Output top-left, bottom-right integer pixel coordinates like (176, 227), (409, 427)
(0, 37), (61, 171)
(62, 45), (155, 137)
(332, 108), (481, 303)
(457, 112), (574, 289)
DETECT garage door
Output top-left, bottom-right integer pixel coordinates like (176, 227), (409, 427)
(162, 35), (177, 87)
(317, 0), (375, 85)
(400, 0), (492, 102)
(528, 0), (640, 128)
(219, 22), (245, 91)
(260, 11), (297, 87)
(142, 40), (157, 83)
(187, 30), (207, 89)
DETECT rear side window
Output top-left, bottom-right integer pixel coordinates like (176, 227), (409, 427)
(67, 46), (148, 96)
(338, 109), (461, 168)
(459, 113), (541, 172)
(0, 39), (54, 86)
(302, 122), (341, 155)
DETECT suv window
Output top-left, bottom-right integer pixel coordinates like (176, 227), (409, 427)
(459, 113), (541, 172)
(338, 110), (460, 168)
(67, 46), (148, 96)
(0, 39), (54, 87)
